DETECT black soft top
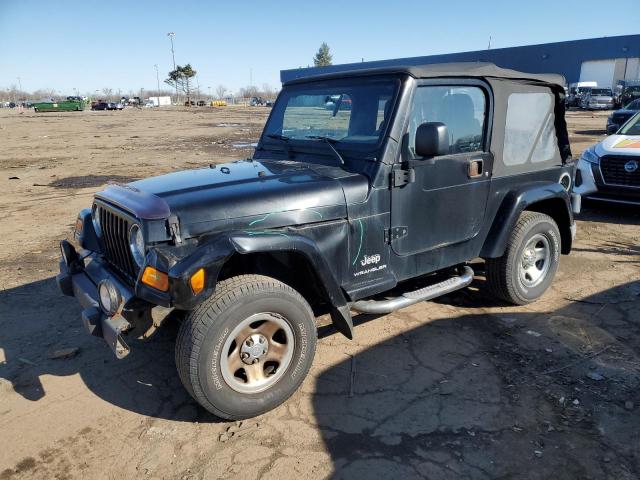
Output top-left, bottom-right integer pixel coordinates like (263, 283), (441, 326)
(284, 62), (566, 88)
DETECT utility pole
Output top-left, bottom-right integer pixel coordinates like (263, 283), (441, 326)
(167, 32), (178, 104)
(487, 35), (492, 50)
(154, 64), (161, 106)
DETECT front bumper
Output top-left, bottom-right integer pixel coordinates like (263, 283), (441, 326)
(56, 241), (150, 358)
(573, 158), (640, 206)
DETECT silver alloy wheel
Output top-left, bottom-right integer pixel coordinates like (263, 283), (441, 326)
(220, 312), (295, 394)
(519, 233), (551, 288)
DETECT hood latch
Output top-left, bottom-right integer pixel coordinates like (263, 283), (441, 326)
(168, 214), (182, 244)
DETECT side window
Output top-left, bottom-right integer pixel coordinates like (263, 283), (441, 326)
(503, 92), (557, 166)
(407, 85), (486, 157)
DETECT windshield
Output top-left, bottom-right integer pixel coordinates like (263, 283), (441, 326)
(625, 99), (640, 110)
(590, 88), (611, 96)
(619, 113), (640, 135)
(263, 77), (399, 147)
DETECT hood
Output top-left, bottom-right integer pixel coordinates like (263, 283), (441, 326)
(588, 95), (613, 101)
(97, 159), (369, 238)
(595, 135), (640, 157)
(612, 107), (639, 117)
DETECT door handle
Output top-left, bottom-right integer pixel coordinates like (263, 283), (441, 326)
(468, 159), (483, 178)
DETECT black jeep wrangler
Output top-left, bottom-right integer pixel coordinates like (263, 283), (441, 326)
(58, 63), (579, 419)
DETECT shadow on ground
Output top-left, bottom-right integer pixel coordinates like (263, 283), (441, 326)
(0, 277), (217, 423)
(312, 279), (640, 479)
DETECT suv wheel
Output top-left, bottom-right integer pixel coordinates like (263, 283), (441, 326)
(486, 211), (560, 305)
(175, 274), (317, 420)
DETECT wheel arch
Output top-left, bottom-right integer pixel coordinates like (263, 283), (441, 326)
(481, 182), (573, 258)
(170, 232), (354, 339)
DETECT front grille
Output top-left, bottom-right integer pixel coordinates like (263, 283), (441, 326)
(96, 204), (138, 281)
(600, 156), (640, 187)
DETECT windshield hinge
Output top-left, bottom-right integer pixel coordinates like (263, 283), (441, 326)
(168, 214), (182, 244)
(386, 226), (408, 243)
(391, 168), (415, 187)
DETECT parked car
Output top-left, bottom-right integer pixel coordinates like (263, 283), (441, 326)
(57, 63), (578, 420)
(575, 111), (640, 206)
(34, 99), (84, 112)
(580, 88), (614, 110)
(618, 84), (640, 108)
(196, 100), (206, 107)
(91, 102), (117, 111)
(606, 99), (640, 134)
(249, 96), (268, 106)
(566, 81), (597, 108)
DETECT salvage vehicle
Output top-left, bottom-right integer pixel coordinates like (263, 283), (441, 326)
(616, 82), (640, 108)
(580, 87), (614, 110)
(57, 63), (578, 420)
(607, 99), (640, 133)
(33, 99), (84, 112)
(575, 111), (640, 206)
(566, 81), (597, 108)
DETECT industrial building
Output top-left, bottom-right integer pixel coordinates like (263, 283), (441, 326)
(281, 34), (640, 88)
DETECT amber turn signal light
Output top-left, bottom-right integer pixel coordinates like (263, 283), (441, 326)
(141, 266), (169, 292)
(190, 268), (205, 295)
(74, 217), (83, 237)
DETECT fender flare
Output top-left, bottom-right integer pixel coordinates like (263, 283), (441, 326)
(168, 231), (354, 339)
(480, 182), (573, 259)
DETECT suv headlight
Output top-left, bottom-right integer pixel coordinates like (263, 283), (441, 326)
(129, 224), (145, 266)
(580, 148), (600, 165)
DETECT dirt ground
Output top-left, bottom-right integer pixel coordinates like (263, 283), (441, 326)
(0, 106), (638, 480)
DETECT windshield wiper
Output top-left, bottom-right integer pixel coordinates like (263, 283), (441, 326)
(265, 133), (294, 159)
(266, 133), (290, 141)
(305, 135), (345, 165)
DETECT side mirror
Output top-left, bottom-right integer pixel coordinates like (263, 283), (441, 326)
(415, 122), (449, 158)
(607, 124), (618, 134)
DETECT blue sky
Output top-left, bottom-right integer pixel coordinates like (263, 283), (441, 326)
(1, 0), (637, 95)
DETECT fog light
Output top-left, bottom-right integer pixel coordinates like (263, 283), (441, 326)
(98, 280), (121, 316)
(141, 266), (169, 292)
(190, 268), (205, 295)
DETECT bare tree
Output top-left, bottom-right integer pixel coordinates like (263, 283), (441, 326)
(102, 87), (113, 99)
(215, 84), (227, 99)
(238, 85), (259, 99)
(261, 83), (275, 99)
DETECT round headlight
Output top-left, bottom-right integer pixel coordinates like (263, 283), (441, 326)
(98, 280), (121, 316)
(129, 224), (145, 266)
(91, 204), (102, 236)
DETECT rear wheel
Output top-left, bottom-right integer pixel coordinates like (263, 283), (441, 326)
(486, 211), (560, 305)
(175, 274), (317, 420)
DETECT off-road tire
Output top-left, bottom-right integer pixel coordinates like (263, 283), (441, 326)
(485, 211), (560, 305)
(175, 274), (317, 420)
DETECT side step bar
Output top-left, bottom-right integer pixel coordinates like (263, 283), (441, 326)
(351, 266), (474, 315)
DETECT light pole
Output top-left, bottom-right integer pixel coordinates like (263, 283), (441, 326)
(208, 86), (211, 100)
(154, 64), (161, 106)
(167, 32), (178, 103)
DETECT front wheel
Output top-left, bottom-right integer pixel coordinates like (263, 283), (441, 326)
(175, 274), (317, 420)
(485, 211), (560, 305)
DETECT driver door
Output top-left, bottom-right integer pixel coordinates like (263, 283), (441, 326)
(390, 81), (493, 257)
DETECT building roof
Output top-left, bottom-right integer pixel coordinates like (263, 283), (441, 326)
(284, 62), (566, 87)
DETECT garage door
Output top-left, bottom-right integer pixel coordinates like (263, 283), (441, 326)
(580, 60), (616, 88)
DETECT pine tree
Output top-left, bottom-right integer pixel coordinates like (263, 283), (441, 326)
(313, 42), (333, 67)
